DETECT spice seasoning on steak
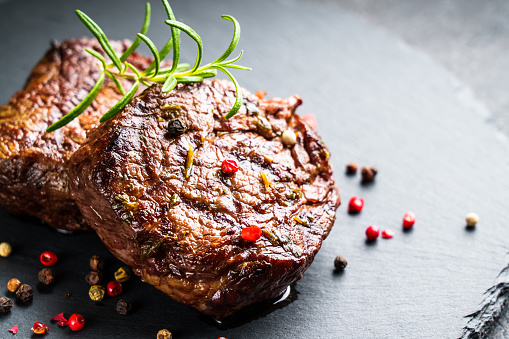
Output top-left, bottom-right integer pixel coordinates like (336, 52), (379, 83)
(0, 38), (156, 232)
(68, 79), (340, 318)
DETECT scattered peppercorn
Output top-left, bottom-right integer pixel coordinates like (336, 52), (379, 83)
(241, 225), (262, 242)
(361, 166), (378, 183)
(221, 159), (239, 175)
(382, 229), (394, 239)
(157, 329), (173, 339)
(402, 212), (416, 229)
(466, 212), (479, 227)
(7, 278), (21, 293)
(89, 285), (105, 301)
(116, 298), (132, 315)
(16, 284), (33, 303)
(334, 256), (348, 271)
(51, 313), (68, 327)
(167, 118), (187, 137)
(40, 251), (57, 266)
(0, 296), (13, 312)
(114, 267), (131, 283)
(107, 281), (123, 297)
(345, 162), (359, 175)
(348, 196), (364, 213)
(38, 268), (55, 285)
(365, 225), (380, 241)
(281, 130), (297, 146)
(8, 325), (18, 334)
(0, 242), (12, 257)
(32, 322), (49, 335)
(85, 271), (103, 285)
(68, 314), (85, 331)
(90, 255), (105, 271)
(65, 292), (71, 299)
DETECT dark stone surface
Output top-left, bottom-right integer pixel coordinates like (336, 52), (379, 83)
(1, 0), (509, 337)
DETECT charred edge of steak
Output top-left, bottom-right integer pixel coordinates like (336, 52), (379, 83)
(0, 38), (155, 231)
(69, 79), (340, 317)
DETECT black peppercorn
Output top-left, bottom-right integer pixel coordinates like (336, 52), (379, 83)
(85, 271), (103, 285)
(90, 255), (105, 271)
(361, 166), (378, 183)
(16, 284), (34, 303)
(38, 268), (55, 285)
(345, 162), (358, 175)
(116, 298), (132, 315)
(167, 118), (186, 137)
(0, 296), (13, 312)
(334, 256), (348, 271)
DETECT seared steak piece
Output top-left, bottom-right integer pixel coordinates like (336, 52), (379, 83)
(0, 38), (152, 231)
(69, 80), (340, 317)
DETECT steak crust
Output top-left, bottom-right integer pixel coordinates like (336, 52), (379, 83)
(69, 80), (340, 317)
(0, 38), (152, 231)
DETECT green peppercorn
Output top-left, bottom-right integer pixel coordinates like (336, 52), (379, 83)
(89, 285), (105, 301)
(114, 267), (131, 283)
(0, 242), (12, 257)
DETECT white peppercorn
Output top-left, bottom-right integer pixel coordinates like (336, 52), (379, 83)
(281, 130), (297, 146)
(0, 242), (12, 257)
(466, 213), (479, 227)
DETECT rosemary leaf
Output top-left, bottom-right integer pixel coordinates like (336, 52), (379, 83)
(161, 74), (177, 93)
(212, 65), (242, 119)
(176, 76), (204, 83)
(165, 20), (203, 73)
(75, 10), (122, 72)
(219, 50), (244, 66)
(85, 48), (106, 68)
(137, 33), (160, 76)
(161, 0), (180, 74)
(193, 69), (217, 78)
(222, 64), (252, 71)
(100, 80), (140, 122)
(46, 71), (105, 132)
(213, 15), (240, 63)
(144, 37), (173, 75)
(106, 71), (126, 95)
(120, 2), (152, 62)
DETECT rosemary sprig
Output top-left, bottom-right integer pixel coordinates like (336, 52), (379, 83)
(46, 0), (250, 133)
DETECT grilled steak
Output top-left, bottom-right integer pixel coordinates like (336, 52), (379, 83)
(0, 38), (152, 231)
(68, 80), (340, 317)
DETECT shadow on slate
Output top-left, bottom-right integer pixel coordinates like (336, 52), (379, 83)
(2, 0), (509, 338)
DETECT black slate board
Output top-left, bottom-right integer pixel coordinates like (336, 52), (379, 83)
(1, 0), (509, 337)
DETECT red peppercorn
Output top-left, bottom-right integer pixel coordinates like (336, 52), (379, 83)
(40, 251), (57, 266)
(32, 322), (49, 335)
(348, 196), (364, 213)
(381, 229), (394, 239)
(365, 225), (380, 240)
(107, 281), (123, 297)
(68, 314), (85, 331)
(241, 226), (262, 242)
(221, 159), (239, 175)
(218, 337), (228, 339)
(402, 212), (416, 229)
